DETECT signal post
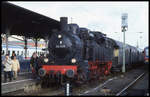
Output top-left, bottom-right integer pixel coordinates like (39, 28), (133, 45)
(121, 13), (128, 73)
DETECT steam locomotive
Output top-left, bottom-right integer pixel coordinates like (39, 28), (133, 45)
(38, 17), (144, 84)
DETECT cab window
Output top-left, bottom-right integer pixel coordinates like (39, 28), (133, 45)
(114, 48), (119, 57)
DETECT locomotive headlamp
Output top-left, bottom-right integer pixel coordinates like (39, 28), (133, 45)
(58, 34), (62, 38)
(71, 58), (76, 63)
(44, 58), (49, 63)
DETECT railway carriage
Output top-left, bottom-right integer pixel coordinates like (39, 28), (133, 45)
(111, 41), (144, 70)
(2, 42), (45, 60)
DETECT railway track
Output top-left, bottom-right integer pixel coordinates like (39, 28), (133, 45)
(74, 64), (148, 96)
(78, 76), (117, 95)
(116, 72), (146, 96)
(76, 72), (147, 96)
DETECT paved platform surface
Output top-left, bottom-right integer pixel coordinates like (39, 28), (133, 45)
(1, 72), (35, 94)
(1, 72), (32, 83)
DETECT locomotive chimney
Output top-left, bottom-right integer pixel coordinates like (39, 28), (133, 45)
(60, 17), (68, 32)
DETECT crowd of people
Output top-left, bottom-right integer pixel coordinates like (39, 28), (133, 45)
(2, 52), (45, 83)
(2, 52), (20, 83)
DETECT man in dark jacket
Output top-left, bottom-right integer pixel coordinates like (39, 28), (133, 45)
(30, 52), (39, 78)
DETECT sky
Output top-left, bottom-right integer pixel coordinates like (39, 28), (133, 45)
(8, 1), (149, 49)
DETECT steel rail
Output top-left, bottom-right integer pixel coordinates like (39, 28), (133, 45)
(116, 72), (145, 96)
(79, 77), (116, 95)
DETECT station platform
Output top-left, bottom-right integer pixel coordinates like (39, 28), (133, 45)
(1, 71), (35, 94)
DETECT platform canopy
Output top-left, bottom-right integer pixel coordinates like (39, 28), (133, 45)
(1, 2), (61, 39)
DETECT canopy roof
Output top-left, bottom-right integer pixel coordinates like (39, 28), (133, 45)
(2, 2), (60, 39)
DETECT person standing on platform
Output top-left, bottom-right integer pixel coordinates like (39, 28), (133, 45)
(2, 54), (12, 83)
(12, 55), (20, 80)
(10, 52), (17, 79)
(11, 51), (16, 60)
(30, 52), (39, 78)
